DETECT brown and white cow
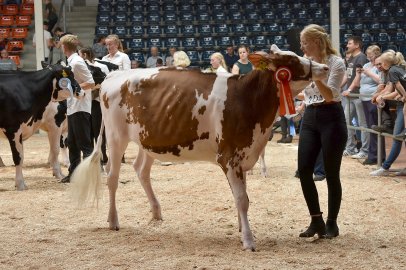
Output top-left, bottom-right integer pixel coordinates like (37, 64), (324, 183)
(71, 45), (329, 250)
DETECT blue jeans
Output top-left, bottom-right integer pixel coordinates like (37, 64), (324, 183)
(382, 104), (405, 170)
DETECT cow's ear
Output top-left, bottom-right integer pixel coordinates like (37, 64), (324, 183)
(41, 61), (50, 69)
(248, 53), (272, 71)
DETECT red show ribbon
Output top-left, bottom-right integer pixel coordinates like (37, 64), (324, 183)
(275, 67), (296, 116)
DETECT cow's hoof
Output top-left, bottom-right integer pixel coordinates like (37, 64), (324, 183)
(242, 242), (256, 252)
(16, 183), (28, 191)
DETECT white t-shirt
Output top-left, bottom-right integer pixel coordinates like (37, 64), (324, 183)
(101, 51), (131, 70)
(67, 53), (95, 115)
(303, 54), (346, 105)
(33, 30), (52, 58)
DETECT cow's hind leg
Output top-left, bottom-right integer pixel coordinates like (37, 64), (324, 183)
(133, 149), (162, 220)
(46, 127), (64, 179)
(258, 148), (268, 177)
(226, 166), (255, 251)
(106, 141), (128, 230)
(0, 156), (5, 167)
(5, 129), (27, 190)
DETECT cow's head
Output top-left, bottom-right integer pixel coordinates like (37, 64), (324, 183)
(249, 45), (329, 96)
(42, 61), (81, 101)
(85, 62), (106, 85)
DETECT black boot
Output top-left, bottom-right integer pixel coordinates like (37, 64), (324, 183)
(299, 214), (326, 238)
(325, 219), (339, 238)
(278, 135), (292, 143)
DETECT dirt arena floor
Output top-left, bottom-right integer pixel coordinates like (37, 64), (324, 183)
(0, 133), (405, 270)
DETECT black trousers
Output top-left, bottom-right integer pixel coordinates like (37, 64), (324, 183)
(67, 112), (94, 175)
(91, 100), (108, 163)
(298, 103), (347, 220)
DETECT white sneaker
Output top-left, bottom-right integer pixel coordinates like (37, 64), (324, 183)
(160, 162), (173, 166)
(395, 168), (406, 176)
(343, 150), (356, 157)
(351, 152), (368, 159)
(370, 167), (390, 176)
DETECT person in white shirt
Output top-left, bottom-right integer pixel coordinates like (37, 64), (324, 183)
(32, 21), (54, 62)
(101, 34), (131, 70)
(146, 46), (163, 68)
(173, 50), (190, 68)
(59, 35), (95, 183)
(79, 46), (109, 165)
(209, 52), (228, 74)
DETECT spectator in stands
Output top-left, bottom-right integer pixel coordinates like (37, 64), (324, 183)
(341, 36), (369, 158)
(44, 0), (58, 33)
(165, 47), (176, 67)
(146, 46), (163, 68)
(0, 37), (7, 52)
(32, 21), (54, 63)
(232, 45), (253, 75)
(156, 58), (163, 67)
(92, 36), (108, 59)
(131, 59), (140, 69)
(173, 51), (190, 68)
(298, 24), (347, 239)
(102, 34), (131, 70)
(354, 45), (383, 165)
(53, 27), (72, 49)
(224, 45), (239, 72)
(78, 46), (109, 166)
(0, 49), (17, 71)
(207, 52), (228, 74)
(370, 50), (406, 176)
(59, 34), (95, 183)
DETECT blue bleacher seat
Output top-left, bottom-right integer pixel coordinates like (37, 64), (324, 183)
(217, 36), (233, 47)
(147, 4), (160, 13)
(285, 23), (296, 31)
(355, 0), (367, 8)
(341, 32), (353, 43)
(377, 32), (390, 43)
(272, 36), (286, 46)
(230, 11), (244, 21)
(181, 25), (195, 36)
(259, 2), (271, 10)
(215, 24), (229, 35)
(235, 36), (250, 46)
(252, 36), (267, 47)
(201, 50), (215, 63)
(98, 3), (111, 13)
(130, 14), (144, 24)
(200, 36), (215, 48)
(196, 4), (208, 12)
(313, 8), (326, 20)
(280, 11), (292, 21)
(147, 13), (160, 24)
(275, 2), (288, 11)
(228, 3), (239, 11)
(163, 4), (176, 12)
(166, 37), (180, 48)
(262, 10), (278, 22)
(353, 23), (366, 32)
(266, 23), (282, 33)
(129, 25), (144, 36)
(246, 11), (260, 22)
(113, 13), (127, 25)
(345, 8), (358, 19)
(179, 4), (193, 13)
(97, 13), (110, 25)
(249, 24), (263, 34)
(321, 23), (330, 32)
(197, 12), (210, 22)
(308, 1), (319, 9)
(95, 26), (109, 37)
(180, 12), (194, 22)
(369, 22), (383, 31)
(129, 52), (145, 64)
(112, 26), (127, 38)
(396, 8), (405, 18)
(296, 10), (307, 20)
(243, 3), (256, 11)
(213, 11), (227, 22)
(163, 12), (177, 23)
(340, 0), (351, 9)
(212, 3), (224, 12)
(361, 32), (373, 44)
(130, 4), (143, 13)
(115, 3), (127, 12)
(383, 44), (398, 52)
(147, 38), (163, 48)
(186, 51), (199, 63)
(395, 31), (406, 43)
(147, 25), (161, 37)
(183, 37), (197, 48)
(362, 7), (374, 19)
(164, 25), (178, 37)
(198, 24), (212, 36)
(399, 45), (406, 57)
(127, 38), (145, 50)
(292, 3), (304, 9)
(378, 8), (391, 20)
(233, 24), (246, 35)
(388, 0), (398, 7)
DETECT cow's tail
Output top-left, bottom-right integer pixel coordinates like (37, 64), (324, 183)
(70, 122), (105, 207)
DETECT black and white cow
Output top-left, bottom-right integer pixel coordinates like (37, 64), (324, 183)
(0, 62), (80, 190)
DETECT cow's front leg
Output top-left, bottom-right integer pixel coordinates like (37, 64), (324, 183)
(226, 165), (255, 251)
(133, 149), (162, 221)
(6, 129), (27, 190)
(258, 148), (269, 178)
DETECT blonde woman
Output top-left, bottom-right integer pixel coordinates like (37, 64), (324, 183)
(370, 50), (406, 176)
(231, 45), (253, 75)
(101, 34), (131, 70)
(298, 24), (347, 239)
(173, 50), (190, 68)
(209, 52), (228, 74)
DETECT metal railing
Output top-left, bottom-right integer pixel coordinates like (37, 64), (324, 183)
(345, 93), (404, 168)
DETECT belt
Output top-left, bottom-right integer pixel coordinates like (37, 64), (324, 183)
(309, 101), (341, 107)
